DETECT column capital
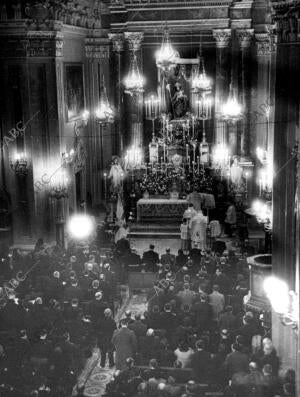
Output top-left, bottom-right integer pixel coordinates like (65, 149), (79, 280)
(85, 38), (110, 59)
(212, 29), (231, 48)
(255, 32), (277, 56)
(124, 31), (144, 52)
(108, 33), (124, 52)
(236, 29), (254, 49)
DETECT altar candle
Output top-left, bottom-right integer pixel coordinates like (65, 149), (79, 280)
(193, 145), (196, 163)
(259, 179), (262, 196)
(192, 116), (195, 139)
(197, 156), (200, 173)
(186, 144), (189, 159)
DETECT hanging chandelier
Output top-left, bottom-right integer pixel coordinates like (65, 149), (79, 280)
(124, 53), (145, 96)
(95, 76), (114, 124)
(220, 84), (243, 122)
(155, 28), (179, 72)
(191, 58), (212, 95)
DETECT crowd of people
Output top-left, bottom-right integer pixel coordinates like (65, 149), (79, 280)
(0, 223), (295, 397)
(0, 240), (118, 396)
(103, 239), (295, 397)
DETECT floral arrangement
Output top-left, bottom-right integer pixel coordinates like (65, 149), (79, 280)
(139, 173), (169, 195)
(139, 166), (213, 195)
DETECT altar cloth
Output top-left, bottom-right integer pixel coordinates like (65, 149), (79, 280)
(137, 198), (188, 222)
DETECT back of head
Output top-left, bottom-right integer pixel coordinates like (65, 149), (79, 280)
(263, 364), (273, 375)
(149, 358), (159, 369)
(249, 361), (258, 372)
(104, 308), (112, 318)
(195, 339), (205, 350)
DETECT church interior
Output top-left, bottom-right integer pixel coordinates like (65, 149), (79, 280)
(0, 0), (300, 396)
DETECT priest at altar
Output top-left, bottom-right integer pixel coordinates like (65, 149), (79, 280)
(189, 210), (208, 250)
(187, 191), (216, 211)
(183, 203), (197, 225)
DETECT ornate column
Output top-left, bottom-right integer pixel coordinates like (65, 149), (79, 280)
(85, 37), (112, 206)
(237, 29), (254, 159)
(109, 33), (124, 155)
(212, 29), (231, 146)
(254, 30), (277, 156)
(124, 32), (144, 149)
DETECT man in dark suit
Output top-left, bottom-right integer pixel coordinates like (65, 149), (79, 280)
(142, 244), (159, 272)
(97, 308), (117, 368)
(129, 313), (147, 338)
(160, 248), (176, 268)
(224, 342), (249, 381)
(111, 319), (137, 370)
(122, 249), (141, 272)
(191, 339), (211, 382)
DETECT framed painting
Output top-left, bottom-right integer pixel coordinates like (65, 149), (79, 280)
(64, 63), (85, 122)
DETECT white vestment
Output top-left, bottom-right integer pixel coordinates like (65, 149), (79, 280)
(189, 212), (208, 250)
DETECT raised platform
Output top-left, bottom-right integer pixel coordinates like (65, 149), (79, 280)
(128, 222), (181, 239)
(137, 198), (188, 222)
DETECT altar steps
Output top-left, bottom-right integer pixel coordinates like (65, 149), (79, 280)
(128, 223), (181, 239)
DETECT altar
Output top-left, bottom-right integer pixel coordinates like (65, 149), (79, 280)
(137, 198), (188, 222)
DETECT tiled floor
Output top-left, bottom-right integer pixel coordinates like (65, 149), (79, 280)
(82, 293), (148, 396)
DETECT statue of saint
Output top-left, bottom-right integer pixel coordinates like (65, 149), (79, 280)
(171, 82), (188, 119)
(230, 157), (243, 186)
(109, 156), (124, 194)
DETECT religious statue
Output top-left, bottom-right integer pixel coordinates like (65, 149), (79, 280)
(171, 82), (188, 119)
(109, 156), (124, 194)
(230, 157), (243, 186)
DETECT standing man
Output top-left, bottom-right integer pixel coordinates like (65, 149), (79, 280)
(142, 244), (159, 272)
(209, 284), (225, 323)
(111, 319), (137, 370)
(224, 200), (236, 237)
(97, 308), (117, 368)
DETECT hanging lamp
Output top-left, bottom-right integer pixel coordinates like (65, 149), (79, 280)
(95, 75), (114, 124)
(219, 31), (243, 122)
(155, 28), (179, 72)
(124, 53), (145, 96)
(220, 83), (243, 122)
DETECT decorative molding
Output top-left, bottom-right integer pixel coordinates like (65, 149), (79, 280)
(236, 28), (254, 49)
(212, 28), (231, 48)
(124, 31), (144, 51)
(255, 32), (277, 56)
(0, 0), (104, 29)
(271, 1), (300, 43)
(85, 38), (110, 59)
(0, 30), (64, 58)
(108, 33), (124, 52)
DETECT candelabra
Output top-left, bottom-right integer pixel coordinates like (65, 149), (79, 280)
(10, 152), (29, 177)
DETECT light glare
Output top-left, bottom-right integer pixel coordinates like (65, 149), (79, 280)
(67, 215), (95, 240)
